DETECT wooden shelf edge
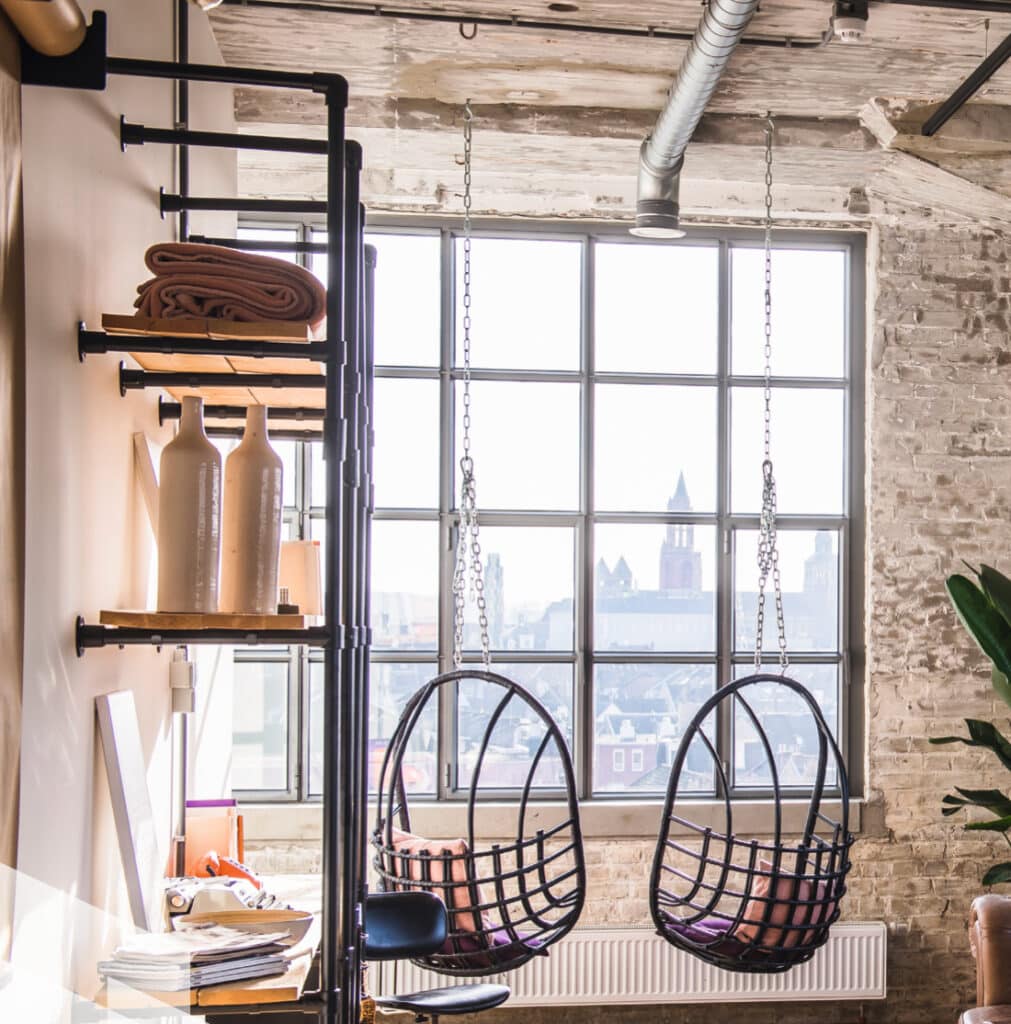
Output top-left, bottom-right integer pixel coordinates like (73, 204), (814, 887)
(100, 609), (310, 630)
(103, 312), (313, 343)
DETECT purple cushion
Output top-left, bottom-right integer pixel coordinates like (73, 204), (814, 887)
(662, 916), (752, 957)
(437, 927), (546, 967)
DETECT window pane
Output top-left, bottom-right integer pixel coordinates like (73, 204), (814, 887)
(455, 667), (573, 790)
(731, 248), (846, 378)
(373, 378), (440, 509)
(232, 660), (289, 791)
(595, 242), (718, 374)
(593, 663), (715, 794)
(594, 524), (716, 652)
(731, 387), (844, 514)
(314, 231), (442, 366)
(461, 527), (575, 652)
(308, 660), (438, 797)
(731, 666), (840, 789)
(310, 441), (325, 509)
(734, 529), (840, 653)
(273, 439), (298, 509)
(454, 381), (579, 511)
(371, 520), (439, 650)
(454, 237), (580, 370)
(595, 385), (717, 512)
(236, 227), (299, 264)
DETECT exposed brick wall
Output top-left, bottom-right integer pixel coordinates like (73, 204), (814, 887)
(249, 221), (1011, 1023)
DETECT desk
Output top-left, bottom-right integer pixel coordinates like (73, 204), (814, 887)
(94, 875), (324, 1019)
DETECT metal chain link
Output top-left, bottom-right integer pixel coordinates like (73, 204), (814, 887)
(452, 100), (491, 671)
(754, 112), (789, 674)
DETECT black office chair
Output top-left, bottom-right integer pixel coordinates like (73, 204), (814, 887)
(364, 892), (510, 1024)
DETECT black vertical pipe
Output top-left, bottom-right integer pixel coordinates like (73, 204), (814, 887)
(320, 82), (347, 1024)
(339, 141), (363, 1024)
(357, 240), (377, 915)
(176, 0), (189, 241)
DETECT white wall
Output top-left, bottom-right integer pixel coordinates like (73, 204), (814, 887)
(13, 0), (235, 998)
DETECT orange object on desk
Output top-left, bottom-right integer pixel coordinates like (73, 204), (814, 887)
(195, 851), (262, 890)
(165, 805), (244, 877)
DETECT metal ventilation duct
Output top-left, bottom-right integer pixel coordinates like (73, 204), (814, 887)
(632, 0), (762, 238)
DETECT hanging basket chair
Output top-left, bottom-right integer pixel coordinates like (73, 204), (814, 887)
(372, 668), (586, 977)
(649, 673), (854, 973)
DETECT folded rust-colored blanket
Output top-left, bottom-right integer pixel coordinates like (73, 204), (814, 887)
(134, 242), (327, 328)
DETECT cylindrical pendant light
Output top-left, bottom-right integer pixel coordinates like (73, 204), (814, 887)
(0, 0), (87, 57)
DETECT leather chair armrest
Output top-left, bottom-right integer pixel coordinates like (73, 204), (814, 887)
(970, 895), (1011, 1008)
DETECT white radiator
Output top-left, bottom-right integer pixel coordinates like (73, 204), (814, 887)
(372, 923), (887, 1006)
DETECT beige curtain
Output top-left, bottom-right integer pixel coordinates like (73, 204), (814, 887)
(0, 10), (25, 961)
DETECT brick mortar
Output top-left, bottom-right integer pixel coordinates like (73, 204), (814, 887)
(248, 222), (1011, 1023)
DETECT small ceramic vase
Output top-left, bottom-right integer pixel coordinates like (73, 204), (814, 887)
(157, 396), (222, 613)
(220, 405), (284, 615)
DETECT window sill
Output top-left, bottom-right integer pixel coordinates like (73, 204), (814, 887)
(240, 798), (862, 844)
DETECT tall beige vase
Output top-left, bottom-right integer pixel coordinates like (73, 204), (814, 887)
(157, 396), (222, 613)
(220, 405), (284, 615)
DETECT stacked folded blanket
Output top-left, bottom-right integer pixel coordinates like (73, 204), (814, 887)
(135, 242), (327, 329)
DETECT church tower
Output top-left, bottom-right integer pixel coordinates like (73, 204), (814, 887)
(659, 472), (703, 592)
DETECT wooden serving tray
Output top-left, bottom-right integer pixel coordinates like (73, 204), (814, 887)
(99, 610), (309, 630)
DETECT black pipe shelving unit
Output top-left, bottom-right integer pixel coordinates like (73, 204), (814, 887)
(23, 12), (373, 1024)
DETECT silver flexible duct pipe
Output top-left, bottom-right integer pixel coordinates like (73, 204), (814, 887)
(633, 0), (761, 237)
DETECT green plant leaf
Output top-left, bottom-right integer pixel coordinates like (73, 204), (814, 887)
(965, 814), (1011, 832)
(992, 668), (1011, 711)
(929, 720), (1011, 771)
(982, 862), (1011, 886)
(980, 565), (1011, 626)
(954, 787), (1011, 816)
(967, 719), (1011, 770)
(947, 576), (1011, 698)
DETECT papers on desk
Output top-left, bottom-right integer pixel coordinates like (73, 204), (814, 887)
(98, 924), (291, 992)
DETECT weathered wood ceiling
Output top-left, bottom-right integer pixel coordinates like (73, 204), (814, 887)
(206, 0), (1011, 223)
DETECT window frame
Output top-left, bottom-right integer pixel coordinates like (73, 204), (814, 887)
(229, 217), (866, 807)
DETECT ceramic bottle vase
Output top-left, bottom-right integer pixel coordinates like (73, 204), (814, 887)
(220, 405), (284, 615)
(157, 395), (222, 613)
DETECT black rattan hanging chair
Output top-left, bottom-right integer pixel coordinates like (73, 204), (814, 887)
(649, 672), (854, 973)
(372, 668), (586, 977)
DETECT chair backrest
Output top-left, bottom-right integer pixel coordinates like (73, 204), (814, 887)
(372, 669), (586, 976)
(363, 891), (448, 962)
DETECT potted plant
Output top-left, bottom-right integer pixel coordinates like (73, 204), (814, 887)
(936, 563), (1011, 886)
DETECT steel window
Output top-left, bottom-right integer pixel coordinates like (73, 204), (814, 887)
(229, 221), (865, 804)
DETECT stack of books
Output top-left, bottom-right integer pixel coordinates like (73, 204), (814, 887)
(98, 924), (291, 993)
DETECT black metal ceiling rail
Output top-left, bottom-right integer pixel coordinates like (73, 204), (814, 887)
(79, 326), (326, 362)
(119, 365), (327, 394)
(161, 192), (327, 215)
(218, 0), (831, 48)
(159, 399), (325, 423)
(921, 30), (1011, 135)
(121, 117), (329, 155)
(877, 0), (1011, 13)
(23, 16), (366, 1022)
(189, 234), (330, 254)
(207, 425), (324, 440)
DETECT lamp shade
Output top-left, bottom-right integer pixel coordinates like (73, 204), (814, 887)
(279, 540), (323, 617)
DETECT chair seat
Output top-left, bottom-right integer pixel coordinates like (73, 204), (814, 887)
(375, 983), (510, 1016)
(962, 1007), (1011, 1024)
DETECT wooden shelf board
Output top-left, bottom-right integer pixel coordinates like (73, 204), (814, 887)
(103, 313), (313, 343)
(100, 610), (309, 630)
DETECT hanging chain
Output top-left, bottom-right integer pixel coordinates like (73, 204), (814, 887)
(754, 112), (789, 674)
(452, 100), (491, 671)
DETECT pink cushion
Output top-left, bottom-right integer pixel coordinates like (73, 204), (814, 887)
(390, 827), (486, 934)
(733, 858), (834, 948)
